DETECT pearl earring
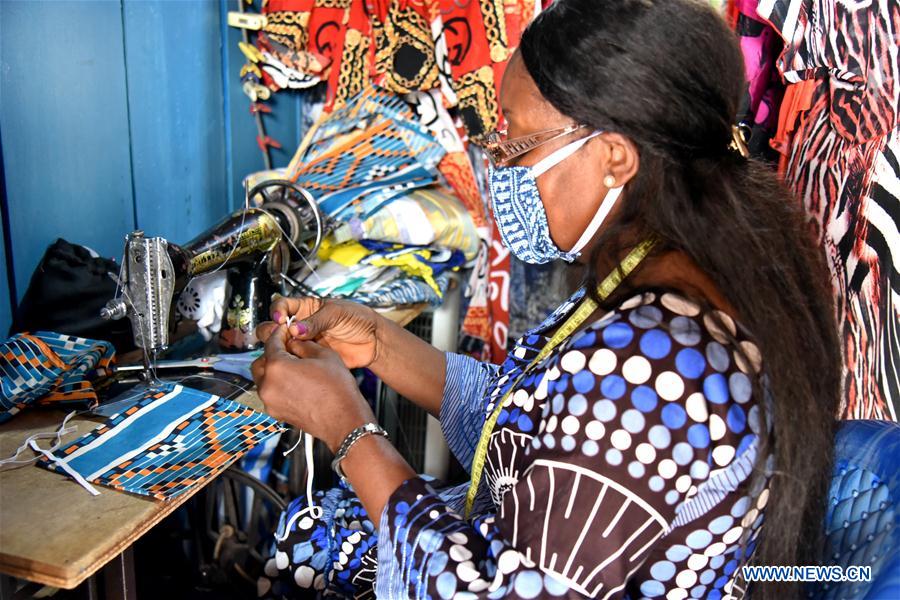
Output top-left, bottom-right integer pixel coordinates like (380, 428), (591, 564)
(603, 175), (616, 188)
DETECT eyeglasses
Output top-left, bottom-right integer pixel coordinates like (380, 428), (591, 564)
(478, 123), (587, 167)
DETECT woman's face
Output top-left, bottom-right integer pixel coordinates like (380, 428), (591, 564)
(497, 54), (638, 260)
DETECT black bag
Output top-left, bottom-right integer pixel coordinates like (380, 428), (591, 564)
(10, 238), (135, 352)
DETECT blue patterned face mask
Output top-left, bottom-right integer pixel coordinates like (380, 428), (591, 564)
(489, 131), (624, 264)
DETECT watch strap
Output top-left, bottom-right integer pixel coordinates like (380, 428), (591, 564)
(331, 423), (389, 484)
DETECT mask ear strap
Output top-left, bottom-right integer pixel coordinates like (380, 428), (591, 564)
(532, 130), (601, 177)
(566, 184), (624, 257)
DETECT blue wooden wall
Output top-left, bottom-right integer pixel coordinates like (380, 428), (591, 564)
(0, 0), (304, 335)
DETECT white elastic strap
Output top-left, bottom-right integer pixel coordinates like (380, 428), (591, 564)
(274, 325), (320, 520)
(532, 130), (602, 177)
(282, 432), (302, 456)
(28, 438), (101, 496)
(0, 411), (79, 468)
(567, 184), (625, 257)
(277, 430), (323, 541)
(303, 432), (320, 518)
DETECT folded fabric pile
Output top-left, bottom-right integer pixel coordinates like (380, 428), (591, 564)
(301, 240), (465, 307)
(0, 332), (115, 424)
(236, 87), (478, 308)
(330, 184), (480, 262)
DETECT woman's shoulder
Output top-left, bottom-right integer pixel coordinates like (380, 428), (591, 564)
(527, 288), (765, 508)
(567, 288), (761, 375)
(537, 288), (763, 456)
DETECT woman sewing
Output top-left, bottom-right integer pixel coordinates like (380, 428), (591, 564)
(252, 1), (841, 598)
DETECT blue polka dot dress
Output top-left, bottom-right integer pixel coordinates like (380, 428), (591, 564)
(258, 289), (772, 599)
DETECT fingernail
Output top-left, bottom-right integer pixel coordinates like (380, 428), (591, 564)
(273, 311), (284, 324)
(296, 322), (308, 336)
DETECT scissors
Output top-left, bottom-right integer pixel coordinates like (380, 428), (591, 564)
(95, 351), (262, 417)
(113, 350), (262, 378)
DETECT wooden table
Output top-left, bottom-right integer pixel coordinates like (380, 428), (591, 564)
(0, 304), (425, 593)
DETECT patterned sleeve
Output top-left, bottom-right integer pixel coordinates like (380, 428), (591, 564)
(376, 299), (756, 599)
(440, 352), (500, 471)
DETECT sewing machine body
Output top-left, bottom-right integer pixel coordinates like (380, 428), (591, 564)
(101, 208), (284, 363)
(101, 181), (325, 379)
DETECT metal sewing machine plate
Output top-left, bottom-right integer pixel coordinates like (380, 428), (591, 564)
(101, 232), (181, 356)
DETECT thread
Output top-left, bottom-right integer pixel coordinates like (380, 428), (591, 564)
(204, 191), (253, 278)
(255, 205), (323, 283)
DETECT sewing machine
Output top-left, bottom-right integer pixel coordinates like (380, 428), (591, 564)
(101, 181), (325, 374)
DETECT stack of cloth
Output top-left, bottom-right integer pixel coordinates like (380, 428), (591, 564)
(0, 330), (282, 500)
(301, 239), (466, 307)
(0, 331), (114, 424)
(245, 86), (480, 308)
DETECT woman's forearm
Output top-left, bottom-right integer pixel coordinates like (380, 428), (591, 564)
(370, 316), (447, 418)
(338, 433), (415, 529)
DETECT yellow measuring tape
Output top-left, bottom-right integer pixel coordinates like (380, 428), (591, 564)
(463, 238), (657, 518)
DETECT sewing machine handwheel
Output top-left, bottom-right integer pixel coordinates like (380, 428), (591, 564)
(247, 180), (326, 264)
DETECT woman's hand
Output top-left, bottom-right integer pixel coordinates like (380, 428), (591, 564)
(257, 294), (448, 419)
(258, 295), (383, 369)
(251, 325), (375, 453)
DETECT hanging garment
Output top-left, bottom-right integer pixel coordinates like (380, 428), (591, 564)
(732, 0), (784, 159)
(260, 0), (373, 111)
(404, 87), (489, 228)
(256, 0), (537, 139)
(1, 332), (115, 424)
(39, 383), (282, 500)
(757, 0), (900, 420)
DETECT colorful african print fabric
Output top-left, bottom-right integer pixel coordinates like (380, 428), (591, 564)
(257, 0), (537, 138)
(259, 289), (772, 599)
(39, 383), (282, 500)
(756, 0), (900, 421)
(286, 86), (446, 222)
(332, 184), (481, 261)
(304, 239), (463, 306)
(0, 332), (115, 424)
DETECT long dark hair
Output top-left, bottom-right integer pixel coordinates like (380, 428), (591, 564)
(520, 1), (841, 597)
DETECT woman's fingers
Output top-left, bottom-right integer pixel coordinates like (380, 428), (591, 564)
(286, 338), (332, 360)
(250, 356), (266, 384)
(290, 301), (343, 340)
(270, 295), (322, 325)
(256, 321), (278, 344)
(263, 325), (294, 362)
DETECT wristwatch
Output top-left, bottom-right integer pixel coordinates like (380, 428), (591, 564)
(331, 423), (389, 484)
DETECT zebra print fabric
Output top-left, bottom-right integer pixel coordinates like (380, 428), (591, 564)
(758, 0), (900, 420)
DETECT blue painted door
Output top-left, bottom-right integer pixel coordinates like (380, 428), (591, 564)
(0, 0), (303, 336)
